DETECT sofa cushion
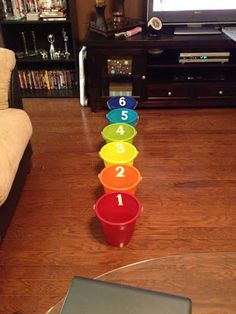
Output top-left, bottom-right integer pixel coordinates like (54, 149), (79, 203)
(0, 48), (16, 110)
(0, 108), (32, 205)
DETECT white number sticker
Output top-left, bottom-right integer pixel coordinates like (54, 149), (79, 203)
(121, 110), (128, 120)
(116, 166), (125, 177)
(116, 143), (125, 154)
(119, 97), (126, 107)
(117, 193), (123, 206)
(116, 125), (125, 135)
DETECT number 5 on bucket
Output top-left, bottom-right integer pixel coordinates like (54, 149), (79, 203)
(121, 110), (128, 120)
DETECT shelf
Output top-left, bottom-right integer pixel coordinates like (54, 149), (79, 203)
(0, 0), (79, 99)
(0, 19), (71, 25)
(22, 89), (78, 98)
(147, 63), (236, 69)
(17, 57), (75, 64)
(102, 75), (139, 80)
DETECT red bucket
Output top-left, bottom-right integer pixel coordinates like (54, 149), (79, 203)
(94, 192), (142, 247)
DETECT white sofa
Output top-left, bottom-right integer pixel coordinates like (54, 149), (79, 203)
(0, 48), (32, 243)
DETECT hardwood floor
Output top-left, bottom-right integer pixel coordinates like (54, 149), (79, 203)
(0, 99), (236, 314)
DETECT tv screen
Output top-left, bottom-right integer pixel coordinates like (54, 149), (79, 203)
(147, 0), (236, 25)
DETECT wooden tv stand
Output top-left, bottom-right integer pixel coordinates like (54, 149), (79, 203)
(84, 31), (236, 111)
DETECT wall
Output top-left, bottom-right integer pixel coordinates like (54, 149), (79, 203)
(75, 0), (146, 40)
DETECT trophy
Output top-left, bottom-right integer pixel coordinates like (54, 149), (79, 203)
(21, 31), (29, 56)
(39, 49), (48, 59)
(112, 0), (125, 26)
(16, 31), (37, 58)
(47, 34), (56, 59)
(62, 28), (70, 59)
(31, 31), (39, 55)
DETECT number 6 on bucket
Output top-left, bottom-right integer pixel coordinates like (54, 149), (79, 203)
(116, 143), (125, 154)
(119, 97), (126, 107)
(116, 193), (123, 206)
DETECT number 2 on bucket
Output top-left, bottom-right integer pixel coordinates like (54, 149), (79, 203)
(116, 125), (125, 135)
(117, 194), (123, 206)
(119, 97), (126, 106)
(116, 143), (125, 154)
(116, 166), (125, 177)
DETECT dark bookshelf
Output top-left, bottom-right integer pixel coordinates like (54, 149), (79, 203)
(0, 0), (79, 98)
(22, 88), (78, 98)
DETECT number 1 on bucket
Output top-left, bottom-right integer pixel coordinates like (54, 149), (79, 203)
(117, 194), (123, 206)
(116, 166), (125, 177)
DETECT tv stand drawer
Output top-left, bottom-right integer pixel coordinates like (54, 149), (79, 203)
(196, 83), (236, 98)
(147, 83), (192, 99)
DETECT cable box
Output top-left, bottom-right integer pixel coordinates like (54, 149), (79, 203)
(179, 52), (230, 64)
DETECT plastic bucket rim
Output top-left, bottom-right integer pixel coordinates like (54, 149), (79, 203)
(99, 178), (142, 193)
(107, 103), (138, 110)
(99, 142), (139, 165)
(107, 116), (138, 125)
(107, 117), (138, 124)
(101, 123), (137, 143)
(98, 164), (142, 191)
(100, 151), (139, 165)
(106, 108), (138, 124)
(101, 131), (137, 143)
(95, 192), (142, 226)
(107, 97), (138, 110)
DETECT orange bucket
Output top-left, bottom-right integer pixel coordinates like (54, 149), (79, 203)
(98, 164), (142, 195)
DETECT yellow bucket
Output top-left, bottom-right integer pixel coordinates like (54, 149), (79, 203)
(99, 141), (139, 167)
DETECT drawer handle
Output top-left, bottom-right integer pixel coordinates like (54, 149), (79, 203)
(219, 90), (224, 96)
(168, 91), (172, 96)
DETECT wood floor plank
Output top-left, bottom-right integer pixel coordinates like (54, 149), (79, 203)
(0, 99), (235, 313)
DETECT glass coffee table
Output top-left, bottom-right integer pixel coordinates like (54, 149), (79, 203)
(46, 252), (236, 314)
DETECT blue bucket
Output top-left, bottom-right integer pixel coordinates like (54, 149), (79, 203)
(107, 96), (137, 110)
(106, 108), (139, 126)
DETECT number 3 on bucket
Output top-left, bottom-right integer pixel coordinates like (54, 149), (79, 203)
(116, 143), (125, 154)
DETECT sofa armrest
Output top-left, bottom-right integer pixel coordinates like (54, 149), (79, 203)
(8, 66), (23, 109)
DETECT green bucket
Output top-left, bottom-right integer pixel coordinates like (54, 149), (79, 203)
(101, 123), (137, 144)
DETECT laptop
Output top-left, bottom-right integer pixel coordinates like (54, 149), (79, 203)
(60, 276), (192, 314)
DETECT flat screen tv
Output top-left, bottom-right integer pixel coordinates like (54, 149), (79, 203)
(147, 0), (236, 34)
